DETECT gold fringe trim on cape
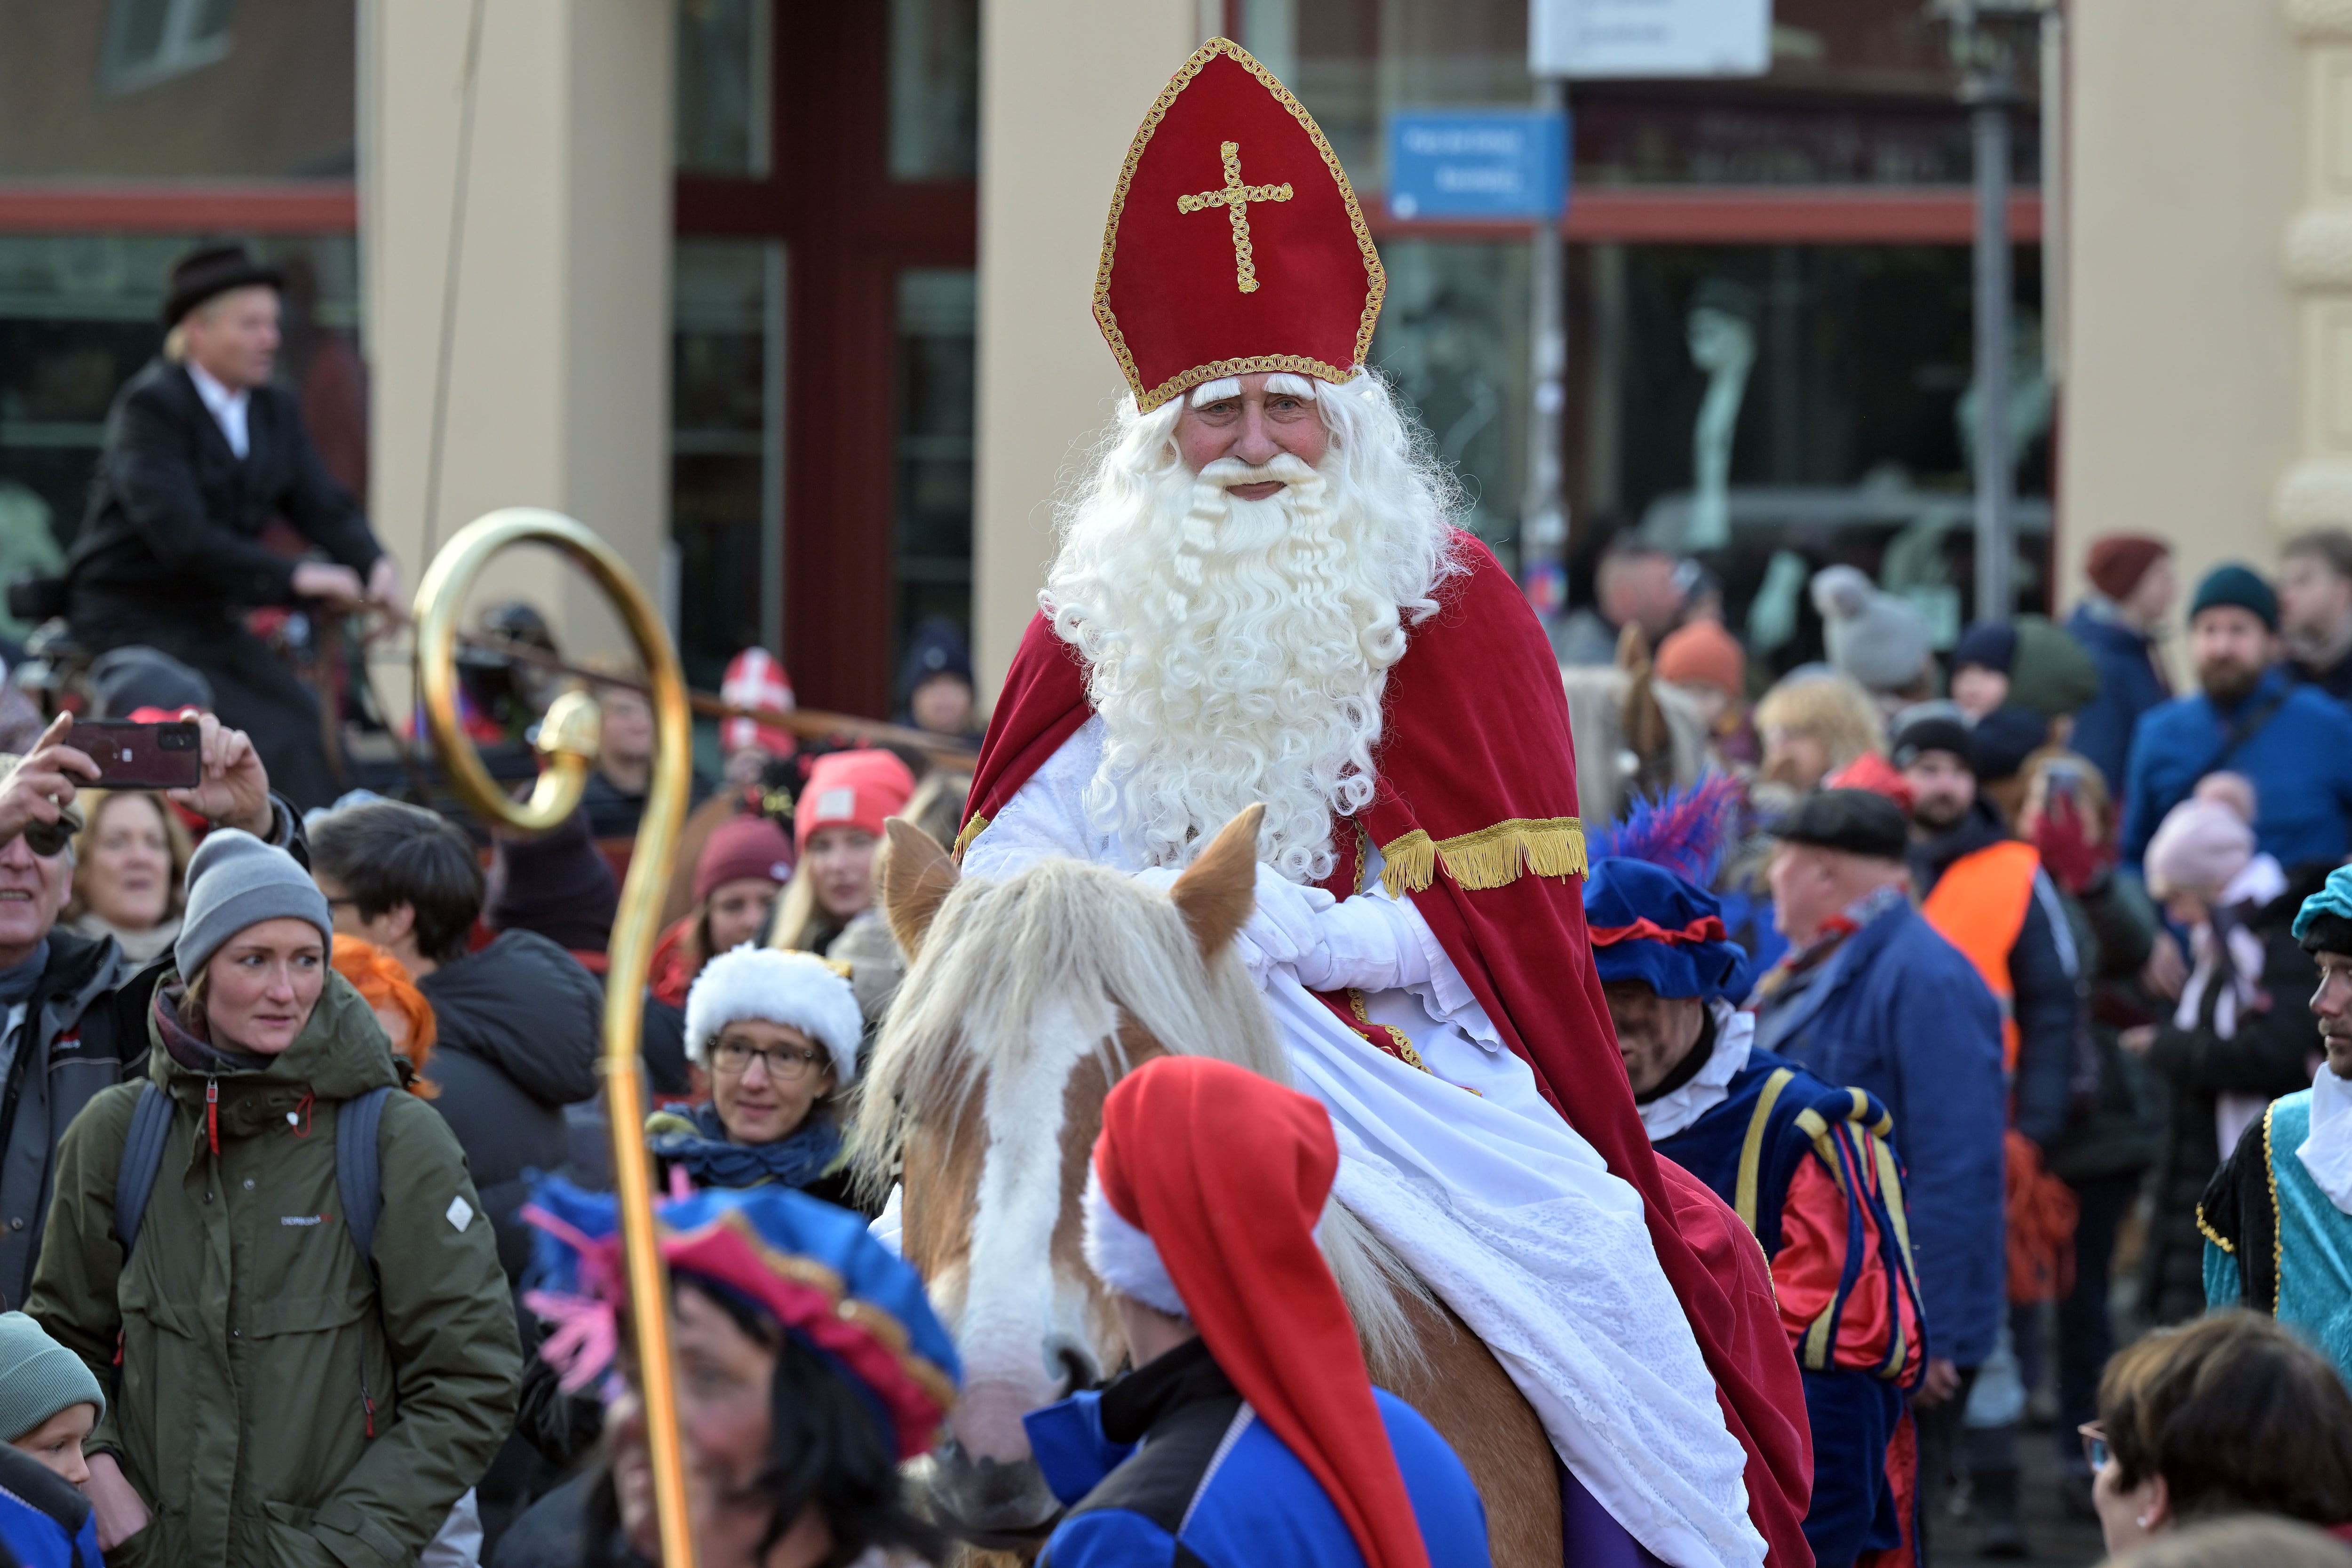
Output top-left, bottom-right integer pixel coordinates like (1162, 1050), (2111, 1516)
(1377, 816), (1587, 899)
(951, 814), (990, 863)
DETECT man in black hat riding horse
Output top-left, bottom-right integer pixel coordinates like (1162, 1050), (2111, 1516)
(62, 243), (398, 809)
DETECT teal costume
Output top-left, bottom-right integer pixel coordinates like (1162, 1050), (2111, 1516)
(2201, 1089), (2352, 1378)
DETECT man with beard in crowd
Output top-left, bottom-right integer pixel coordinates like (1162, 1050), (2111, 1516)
(2121, 564), (2352, 873)
(2280, 529), (2352, 705)
(1892, 709), (2083, 1554)
(954, 39), (1808, 1568)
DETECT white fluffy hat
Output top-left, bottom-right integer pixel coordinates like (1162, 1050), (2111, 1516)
(683, 947), (864, 1083)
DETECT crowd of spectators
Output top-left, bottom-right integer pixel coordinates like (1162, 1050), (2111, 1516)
(1583, 521), (2352, 1563)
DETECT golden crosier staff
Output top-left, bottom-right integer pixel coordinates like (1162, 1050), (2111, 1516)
(413, 508), (697, 1568)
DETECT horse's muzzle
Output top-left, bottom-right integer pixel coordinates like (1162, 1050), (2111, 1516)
(914, 1440), (1065, 1544)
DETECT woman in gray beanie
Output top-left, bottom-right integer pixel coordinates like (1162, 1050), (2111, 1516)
(24, 829), (520, 1568)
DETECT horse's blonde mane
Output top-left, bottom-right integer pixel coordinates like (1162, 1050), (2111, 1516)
(854, 854), (1431, 1377)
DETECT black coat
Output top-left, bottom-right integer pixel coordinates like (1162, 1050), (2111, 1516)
(2138, 882), (2325, 1325)
(67, 357), (381, 614)
(418, 932), (605, 1285)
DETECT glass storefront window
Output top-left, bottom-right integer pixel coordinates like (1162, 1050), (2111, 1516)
(893, 268), (975, 668)
(888, 0), (978, 182)
(1370, 239), (1532, 568)
(1268, 0), (2032, 193)
(676, 0), (772, 177)
(0, 233), (361, 592)
(0, 1), (354, 179)
(672, 239), (784, 690)
(1598, 242), (2050, 669)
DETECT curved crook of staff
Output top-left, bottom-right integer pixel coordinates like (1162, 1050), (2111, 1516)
(412, 507), (696, 1568)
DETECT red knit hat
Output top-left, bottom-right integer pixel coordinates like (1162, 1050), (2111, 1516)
(720, 648), (796, 758)
(1655, 618), (1746, 699)
(2084, 535), (2170, 602)
(1084, 1057), (1430, 1568)
(1094, 39), (1384, 412)
(694, 813), (795, 905)
(796, 749), (916, 853)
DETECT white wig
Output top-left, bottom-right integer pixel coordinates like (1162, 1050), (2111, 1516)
(683, 946), (864, 1083)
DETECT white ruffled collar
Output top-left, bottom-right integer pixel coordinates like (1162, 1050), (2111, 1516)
(1639, 1000), (1753, 1141)
(2298, 1062), (2352, 1216)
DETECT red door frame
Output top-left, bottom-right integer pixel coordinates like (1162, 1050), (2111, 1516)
(675, 0), (977, 719)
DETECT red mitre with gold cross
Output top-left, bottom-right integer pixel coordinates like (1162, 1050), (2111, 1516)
(1094, 38), (1384, 413)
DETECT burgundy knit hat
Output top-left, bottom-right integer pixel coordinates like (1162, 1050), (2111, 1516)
(694, 813), (795, 905)
(2085, 535), (2170, 601)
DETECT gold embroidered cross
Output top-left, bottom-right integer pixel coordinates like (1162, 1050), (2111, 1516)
(1176, 141), (1294, 294)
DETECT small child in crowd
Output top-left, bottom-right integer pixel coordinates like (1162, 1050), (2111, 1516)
(0, 1310), (105, 1568)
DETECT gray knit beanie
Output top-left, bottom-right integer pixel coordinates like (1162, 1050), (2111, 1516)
(176, 829), (334, 979)
(0, 1311), (102, 1441)
(1811, 565), (1932, 693)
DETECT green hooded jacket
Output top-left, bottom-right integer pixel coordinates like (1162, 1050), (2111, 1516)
(27, 969), (520, 1568)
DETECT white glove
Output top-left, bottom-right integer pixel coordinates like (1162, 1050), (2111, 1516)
(1235, 863), (1336, 987)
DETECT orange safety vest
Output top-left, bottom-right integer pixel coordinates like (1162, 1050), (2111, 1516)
(1920, 839), (2042, 1072)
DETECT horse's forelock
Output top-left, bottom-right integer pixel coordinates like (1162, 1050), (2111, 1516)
(853, 857), (1282, 1192)
(854, 852), (1430, 1386)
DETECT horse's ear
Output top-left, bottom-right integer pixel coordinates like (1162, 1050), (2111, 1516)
(880, 817), (960, 959)
(1169, 804), (1263, 960)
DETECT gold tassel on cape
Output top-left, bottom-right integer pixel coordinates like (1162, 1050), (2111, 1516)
(1377, 816), (1587, 898)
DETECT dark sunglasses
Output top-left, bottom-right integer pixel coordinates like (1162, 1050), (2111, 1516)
(16, 819), (70, 859)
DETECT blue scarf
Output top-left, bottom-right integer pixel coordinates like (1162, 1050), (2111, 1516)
(645, 1101), (844, 1192)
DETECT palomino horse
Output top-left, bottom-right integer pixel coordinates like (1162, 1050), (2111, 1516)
(856, 806), (1561, 1565)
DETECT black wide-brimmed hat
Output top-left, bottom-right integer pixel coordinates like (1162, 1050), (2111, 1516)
(160, 243), (283, 327)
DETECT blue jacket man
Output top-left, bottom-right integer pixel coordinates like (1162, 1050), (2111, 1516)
(1027, 1057), (1490, 1568)
(2119, 565), (2352, 873)
(1749, 790), (2008, 1373)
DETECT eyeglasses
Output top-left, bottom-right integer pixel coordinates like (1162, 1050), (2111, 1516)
(708, 1037), (828, 1081)
(2078, 1422), (2111, 1472)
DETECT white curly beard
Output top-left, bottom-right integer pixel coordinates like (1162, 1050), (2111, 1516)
(1042, 380), (1457, 884)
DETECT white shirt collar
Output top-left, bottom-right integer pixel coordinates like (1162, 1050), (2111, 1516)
(2298, 1062), (2352, 1216)
(184, 360), (251, 458)
(1639, 1000), (1753, 1141)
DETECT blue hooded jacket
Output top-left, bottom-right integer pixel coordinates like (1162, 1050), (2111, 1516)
(2065, 602), (2170, 797)
(1751, 896), (2008, 1366)
(1025, 1340), (1489, 1568)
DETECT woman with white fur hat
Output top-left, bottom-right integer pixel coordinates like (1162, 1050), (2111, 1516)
(644, 946), (867, 1212)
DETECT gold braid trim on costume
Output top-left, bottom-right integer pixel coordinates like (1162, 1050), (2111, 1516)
(1375, 817), (1588, 898)
(951, 814), (989, 863)
(2194, 1203), (2235, 1255)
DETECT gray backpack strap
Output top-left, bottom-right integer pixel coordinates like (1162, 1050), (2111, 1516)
(113, 1083), (172, 1254)
(336, 1086), (393, 1281)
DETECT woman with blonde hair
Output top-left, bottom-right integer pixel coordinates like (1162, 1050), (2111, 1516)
(1753, 670), (1886, 800)
(64, 791), (192, 968)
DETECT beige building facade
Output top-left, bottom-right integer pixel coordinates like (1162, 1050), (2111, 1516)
(2061, 0), (2352, 634)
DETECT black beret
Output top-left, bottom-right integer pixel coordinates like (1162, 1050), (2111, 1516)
(1774, 788), (1910, 862)
(2301, 911), (2352, 960)
(1891, 713), (1977, 776)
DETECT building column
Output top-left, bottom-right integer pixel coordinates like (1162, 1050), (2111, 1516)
(359, 0), (673, 655)
(969, 0), (1216, 701)
(2280, 0), (2352, 533)
(2059, 0), (2299, 608)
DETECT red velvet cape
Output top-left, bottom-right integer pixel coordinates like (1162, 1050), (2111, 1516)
(962, 537), (1814, 1566)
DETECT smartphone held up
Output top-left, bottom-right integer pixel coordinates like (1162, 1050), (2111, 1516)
(74, 721), (202, 792)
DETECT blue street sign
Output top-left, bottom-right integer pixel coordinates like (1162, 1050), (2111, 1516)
(1385, 108), (1568, 222)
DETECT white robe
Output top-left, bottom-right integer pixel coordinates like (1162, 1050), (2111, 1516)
(963, 716), (1765, 1568)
